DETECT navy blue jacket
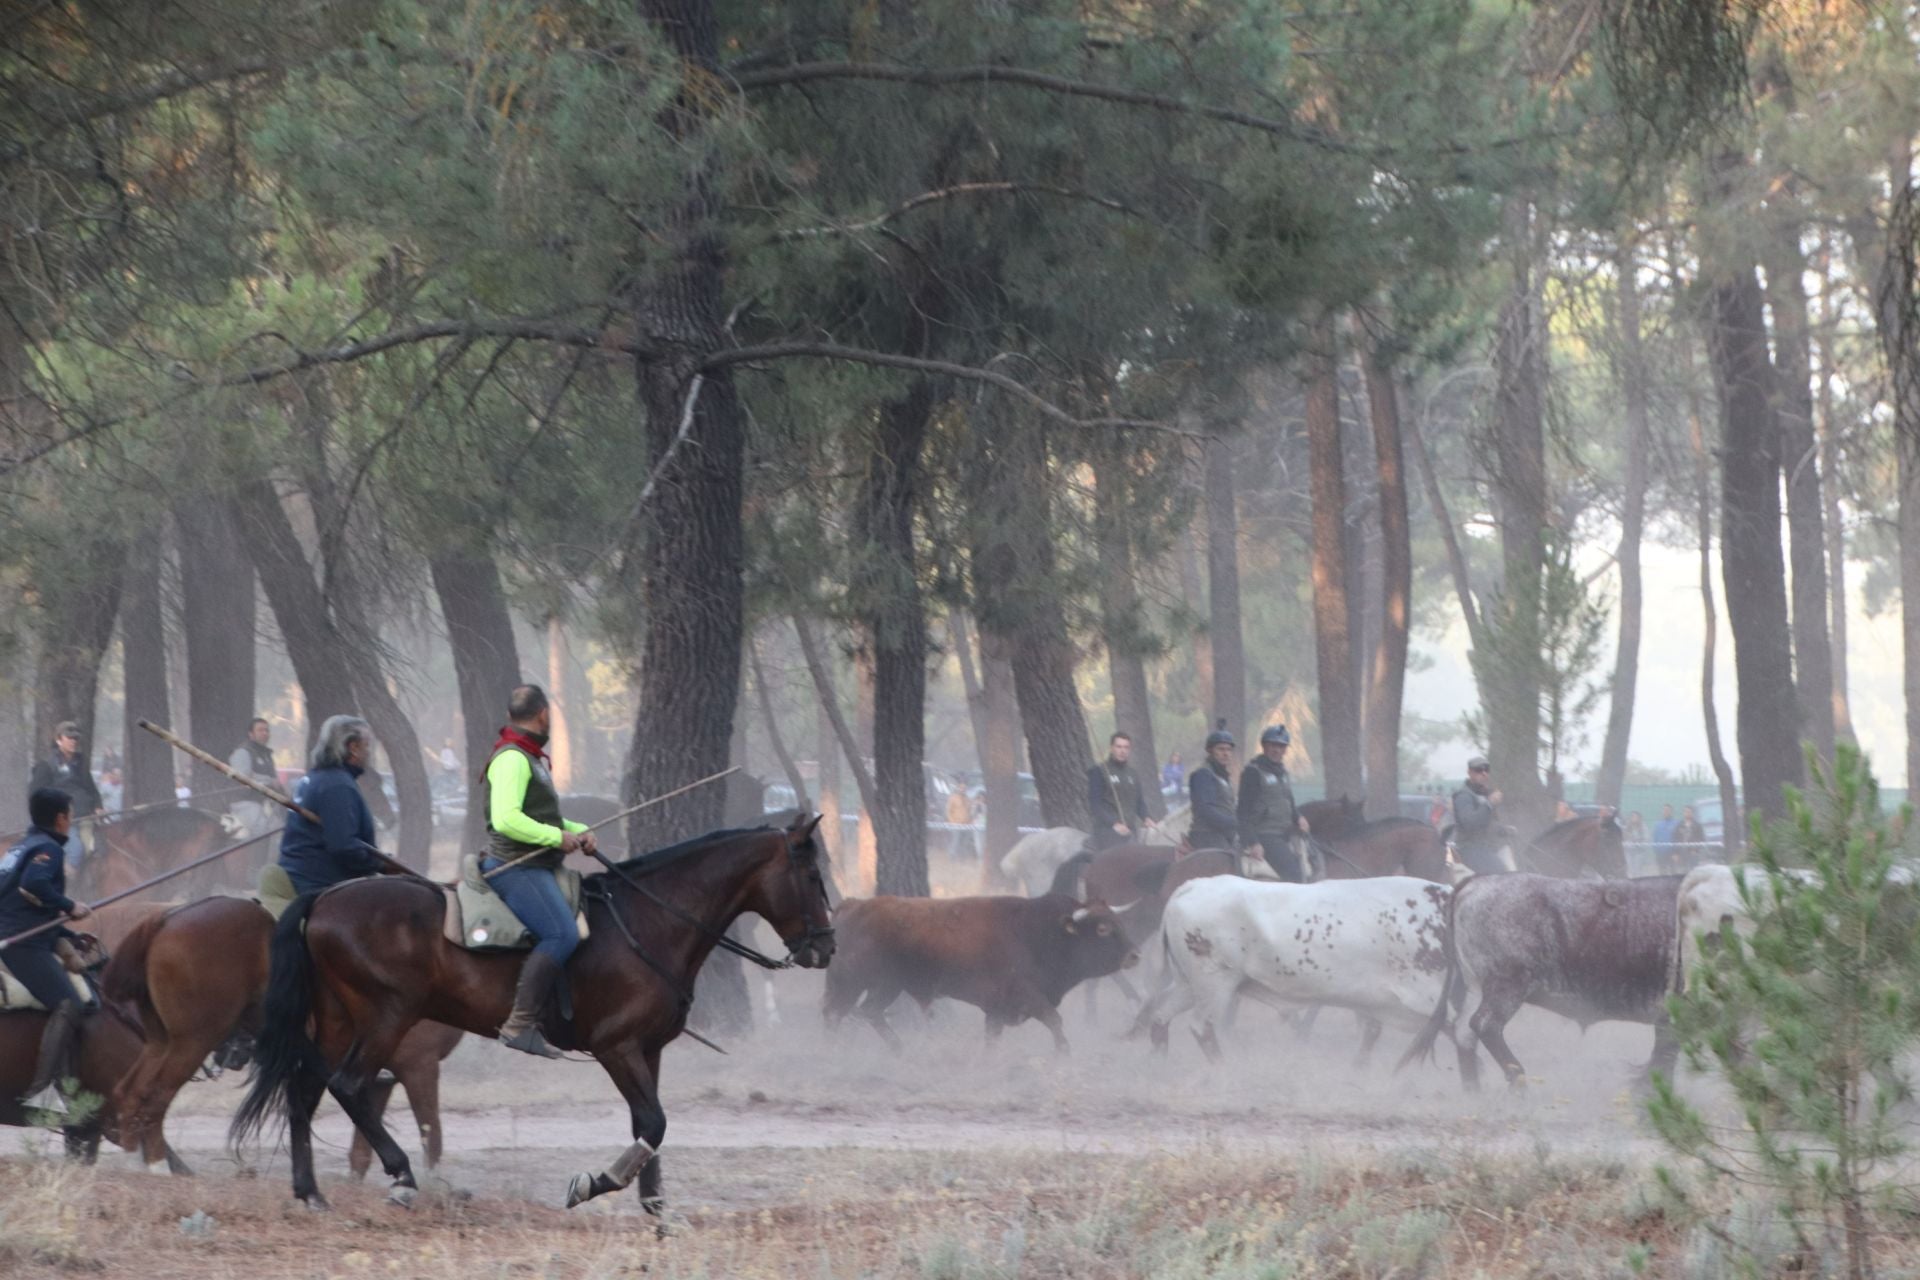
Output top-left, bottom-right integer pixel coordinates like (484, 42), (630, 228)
(277, 765), (383, 895)
(1188, 762), (1238, 850)
(0, 827), (77, 949)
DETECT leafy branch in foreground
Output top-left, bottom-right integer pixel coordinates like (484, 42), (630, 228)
(1649, 743), (1920, 1280)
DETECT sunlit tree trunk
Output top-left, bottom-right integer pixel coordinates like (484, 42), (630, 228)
(1092, 432), (1165, 818)
(430, 551), (520, 851)
(1307, 315), (1362, 799)
(122, 532), (173, 810)
(1203, 433), (1246, 750)
(1360, 325), (1410, 818)
(1815, 233), (1856, 744)
(175, 501), (256, 795)
(1596, 246), (1650, 810)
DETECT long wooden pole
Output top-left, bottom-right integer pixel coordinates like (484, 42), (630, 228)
(138, 720), (420, 880)
(0, 828), (278, 951)
(481, 766), (741, 879)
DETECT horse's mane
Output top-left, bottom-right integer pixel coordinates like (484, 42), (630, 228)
(1530, 812), (1621, 848)
(601, 825), (777, 878)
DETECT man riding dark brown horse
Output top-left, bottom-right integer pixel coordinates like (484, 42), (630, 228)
(0, 789), (98, 1112)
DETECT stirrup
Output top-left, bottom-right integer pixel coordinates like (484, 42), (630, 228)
(23, 1083), (67, 1115)
(498, 1026), (565, 1060)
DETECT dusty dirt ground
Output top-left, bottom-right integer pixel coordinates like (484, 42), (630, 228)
(2, 954), (1721, 1279)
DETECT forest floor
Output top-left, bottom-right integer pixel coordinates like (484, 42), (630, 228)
(1, 966), (1824, 1280)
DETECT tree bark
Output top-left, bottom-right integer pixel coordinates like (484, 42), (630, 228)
(1488, 194), (1549, 824)
(1203, 432), (1246, 750)
(429, 550), (521, 851)
(1815, 232), (1856, 744)
(32, 533), (126, 754)
(1406, 395), (1480, 640)
(174, 501), (256, 794)
(969, 410), (1092, 830)
(1763, 217), (1837, 763)
(1707, 236), (1803, 823)
(793, 614), (878, 818)
(748, 639), (809, 811)
(622, 0), (746, 857)
(854, 382), (934, 897)
(951, 610), (1019, 884)
(230, 479), (358, 732)
(1596, 246), (1651, 810)
(545, 615), (575, 793)
(1684, 325), (1741, 852)
(1307, 316), (1363, 800)
(1360, 327), (1411, 818)
(1879, 163), (1920, 799)
(121, 531), (173, 810)
(1091, 432), (1165, 818)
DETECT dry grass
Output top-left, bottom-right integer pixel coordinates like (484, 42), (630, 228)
(0, 1143), (1702, 1280)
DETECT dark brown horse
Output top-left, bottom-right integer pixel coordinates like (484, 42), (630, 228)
(1297, 798), (1453, 883)
(102, 896), (464, 1176)
(0, 998), (185, 1169)
(232, 816), (835, 1216)
(81, 807), (234, 900)
(1518, 814), (1626, 879)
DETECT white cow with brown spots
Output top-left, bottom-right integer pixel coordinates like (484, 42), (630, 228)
(1141, 875), (1456, 1062)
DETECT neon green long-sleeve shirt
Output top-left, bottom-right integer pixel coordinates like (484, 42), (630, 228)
(485, 749), (586, 847)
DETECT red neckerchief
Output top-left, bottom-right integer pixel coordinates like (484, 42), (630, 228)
(492, 725), (550, 767)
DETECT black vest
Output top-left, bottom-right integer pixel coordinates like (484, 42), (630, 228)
(242, 739), (278, 781)
(484, 744), (565, 867)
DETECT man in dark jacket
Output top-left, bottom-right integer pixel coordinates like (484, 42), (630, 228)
(1086, 732), (1153, 852)
(277, 714), (400, 895)
(1239, 725), (1312, 881)
(1451, 756), (1510, 874)
(0, 789), (94, 1109)
(29, 722), (102, 870)
(1188, 727), (1239, 851)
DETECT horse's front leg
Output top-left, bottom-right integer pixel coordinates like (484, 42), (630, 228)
(319, 1003), (419, 1206)
(568, 1042), (665, 1211)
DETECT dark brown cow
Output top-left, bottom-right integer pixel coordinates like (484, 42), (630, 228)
(1399, 872), (1682, 1089)
(823, 894), (1138, 1051)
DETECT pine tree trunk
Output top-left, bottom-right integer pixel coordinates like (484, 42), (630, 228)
(1815, 233), (1856, 744)
(121, 531), (173, 810)
(970, 411), (1092, 831)
(174, 502), (257, 794)
(856, 384), (934, 897)
(1707, 244), (1803, 824)
(1683, 319), (1742, 853)
(33, 534), (126, 752)
(623, 0), (746, 855)
(1597, 247), (1651, 809)
(1307, 316), (1363, 799)
(1092, 435), (1165, 818)
(748, 640), (809, 810)
(1406, 400), (1481, 640)
(1489, 195), (1549, 825)
(1361, 332), (1411, 819)
(429, 551), (521, 851)
(1203, 433), (1246, 750)
(1879, 167), (1920, 799)
(545, 616), (574, 793)
(1764, 218), (1837, 763)
(951, 610), (1020, 883)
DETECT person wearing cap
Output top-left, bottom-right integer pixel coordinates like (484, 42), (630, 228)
(1239, 725), (1313, 881)
(1451, 756), (1509, 874)
(1188, 725), (1240, 851)
(29, 721), (103, 872)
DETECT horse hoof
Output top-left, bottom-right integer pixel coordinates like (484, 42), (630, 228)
(565, 1173), (594, 1209)
(387, 1184), (417, 1210)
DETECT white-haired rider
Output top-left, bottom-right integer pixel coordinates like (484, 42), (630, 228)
(277, 715), (403, 896)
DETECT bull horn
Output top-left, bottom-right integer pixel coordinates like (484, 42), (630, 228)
(1071, 907), (1091, 923)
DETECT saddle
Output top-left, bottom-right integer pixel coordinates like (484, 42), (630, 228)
(442, 854), (589, 951)
(256, 864), (297, 921)
(0, 965), (91, 1013)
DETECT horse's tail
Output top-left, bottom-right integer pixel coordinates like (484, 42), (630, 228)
(1395, 882), (1467, 1074)
(98, 907), (166, 1015)
(1049, 850), (1094, 899)
(230, 892), (328, 1151)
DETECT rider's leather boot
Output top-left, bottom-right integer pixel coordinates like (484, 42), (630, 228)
(25, 1000), (82, 1111)
(498, 952), (566, 1060)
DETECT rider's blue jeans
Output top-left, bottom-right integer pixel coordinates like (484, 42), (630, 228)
(479, 858), (580, 966)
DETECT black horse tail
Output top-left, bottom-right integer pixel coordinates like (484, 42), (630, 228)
(1049, 850), (1094, 899)
(230, 892), (328, 1150)
(1395, 881), (1467, 1074)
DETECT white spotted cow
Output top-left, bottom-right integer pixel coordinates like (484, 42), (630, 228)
(1141, 875), (1457, 1063)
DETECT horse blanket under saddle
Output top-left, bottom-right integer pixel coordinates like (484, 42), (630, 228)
(443, 854), (588, 951)
(0, 966), (90, 1012)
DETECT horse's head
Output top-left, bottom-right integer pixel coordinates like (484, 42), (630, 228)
(748, 813), (836, 969)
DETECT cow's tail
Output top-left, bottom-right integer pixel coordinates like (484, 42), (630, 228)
(1049, 850), (1094, 899)
(230, 893), (329, 1151)
(1395, 884), (1467, 1073)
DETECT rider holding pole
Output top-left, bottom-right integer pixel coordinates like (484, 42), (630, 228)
(482, 684), (595, 1060)
(0, 789), (93, 1109)
(277, 715), (407, 895)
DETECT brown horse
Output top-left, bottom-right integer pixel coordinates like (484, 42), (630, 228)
(1298, 798), (1452, 883)
(0, 999), (185, 1169)
(81, 807), (234, 900)
(349, 1021), (465, 1181)
(1518, 814), (1626, 879)
(101, 896), (464, 1175)
(232, 816), (835, 1216)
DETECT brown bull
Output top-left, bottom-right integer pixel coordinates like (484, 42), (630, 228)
(1399, 872), (1683, 1089)
(823, 894), (1138, 1051)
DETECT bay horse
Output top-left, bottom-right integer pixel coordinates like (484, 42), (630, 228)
(0, 998), (186, 1170)
(1297, 797), (1453, 884)
(81, 807), (234, 900)
(232, 816), (835, 1215)
(1518, 813), (1626, 879)
(101, 897), (464, 1176)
